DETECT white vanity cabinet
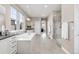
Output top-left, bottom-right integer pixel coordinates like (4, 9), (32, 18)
(0, 38), (8, 54)
(0, 36), (17, 54)
(16, 33), (36, 54)
(7, 36), (17, 54)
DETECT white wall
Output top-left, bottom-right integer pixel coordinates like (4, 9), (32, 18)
(0, 5), (5, 14)
(61, 4), (74, 40)
(61, 4), (74, 53)
(62, 4), (74, 22)
(32, 17), (41, 34)
(61, 4), (74, 41)
(0, 15), (5, 31)
(4, 5), (12, 31)
(47, 12), (53, 39)
(0, 5), (6, 31)
(74, 4), (79, 54)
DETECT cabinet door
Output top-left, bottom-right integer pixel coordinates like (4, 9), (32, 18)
(0, 39), (8, 54)
(0, 36), (17, 54)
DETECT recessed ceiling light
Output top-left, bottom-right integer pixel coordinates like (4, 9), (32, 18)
(44, 5), (48, 8)
(27, 18), (30, 21)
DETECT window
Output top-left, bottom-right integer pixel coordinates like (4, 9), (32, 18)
(18, 12), (23, 29)
(19, 12), (23, 23)
(10, 7), (17, 30)
(11, 7), (17, 20)
(10, 6), (24, 30)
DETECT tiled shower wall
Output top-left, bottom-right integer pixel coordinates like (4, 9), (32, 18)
(53, 11), (61, 40)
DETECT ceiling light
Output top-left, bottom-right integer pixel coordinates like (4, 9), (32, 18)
(44, 5), (48, 8)
(27, 18), (30, 21)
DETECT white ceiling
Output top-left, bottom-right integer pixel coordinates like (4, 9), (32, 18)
(18, 4), (61, 18)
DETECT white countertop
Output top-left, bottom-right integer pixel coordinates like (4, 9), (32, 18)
(16, 33), (36, 40)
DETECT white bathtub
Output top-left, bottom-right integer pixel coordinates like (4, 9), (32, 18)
(16, 33), (36, 54)
(16, 33), (36, 40)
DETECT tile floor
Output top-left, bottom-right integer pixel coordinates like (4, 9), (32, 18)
(17, 33), (66, 54)
(31, 34), (65, 54)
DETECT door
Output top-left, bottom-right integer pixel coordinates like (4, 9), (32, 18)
(68, 22), (74, 40)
